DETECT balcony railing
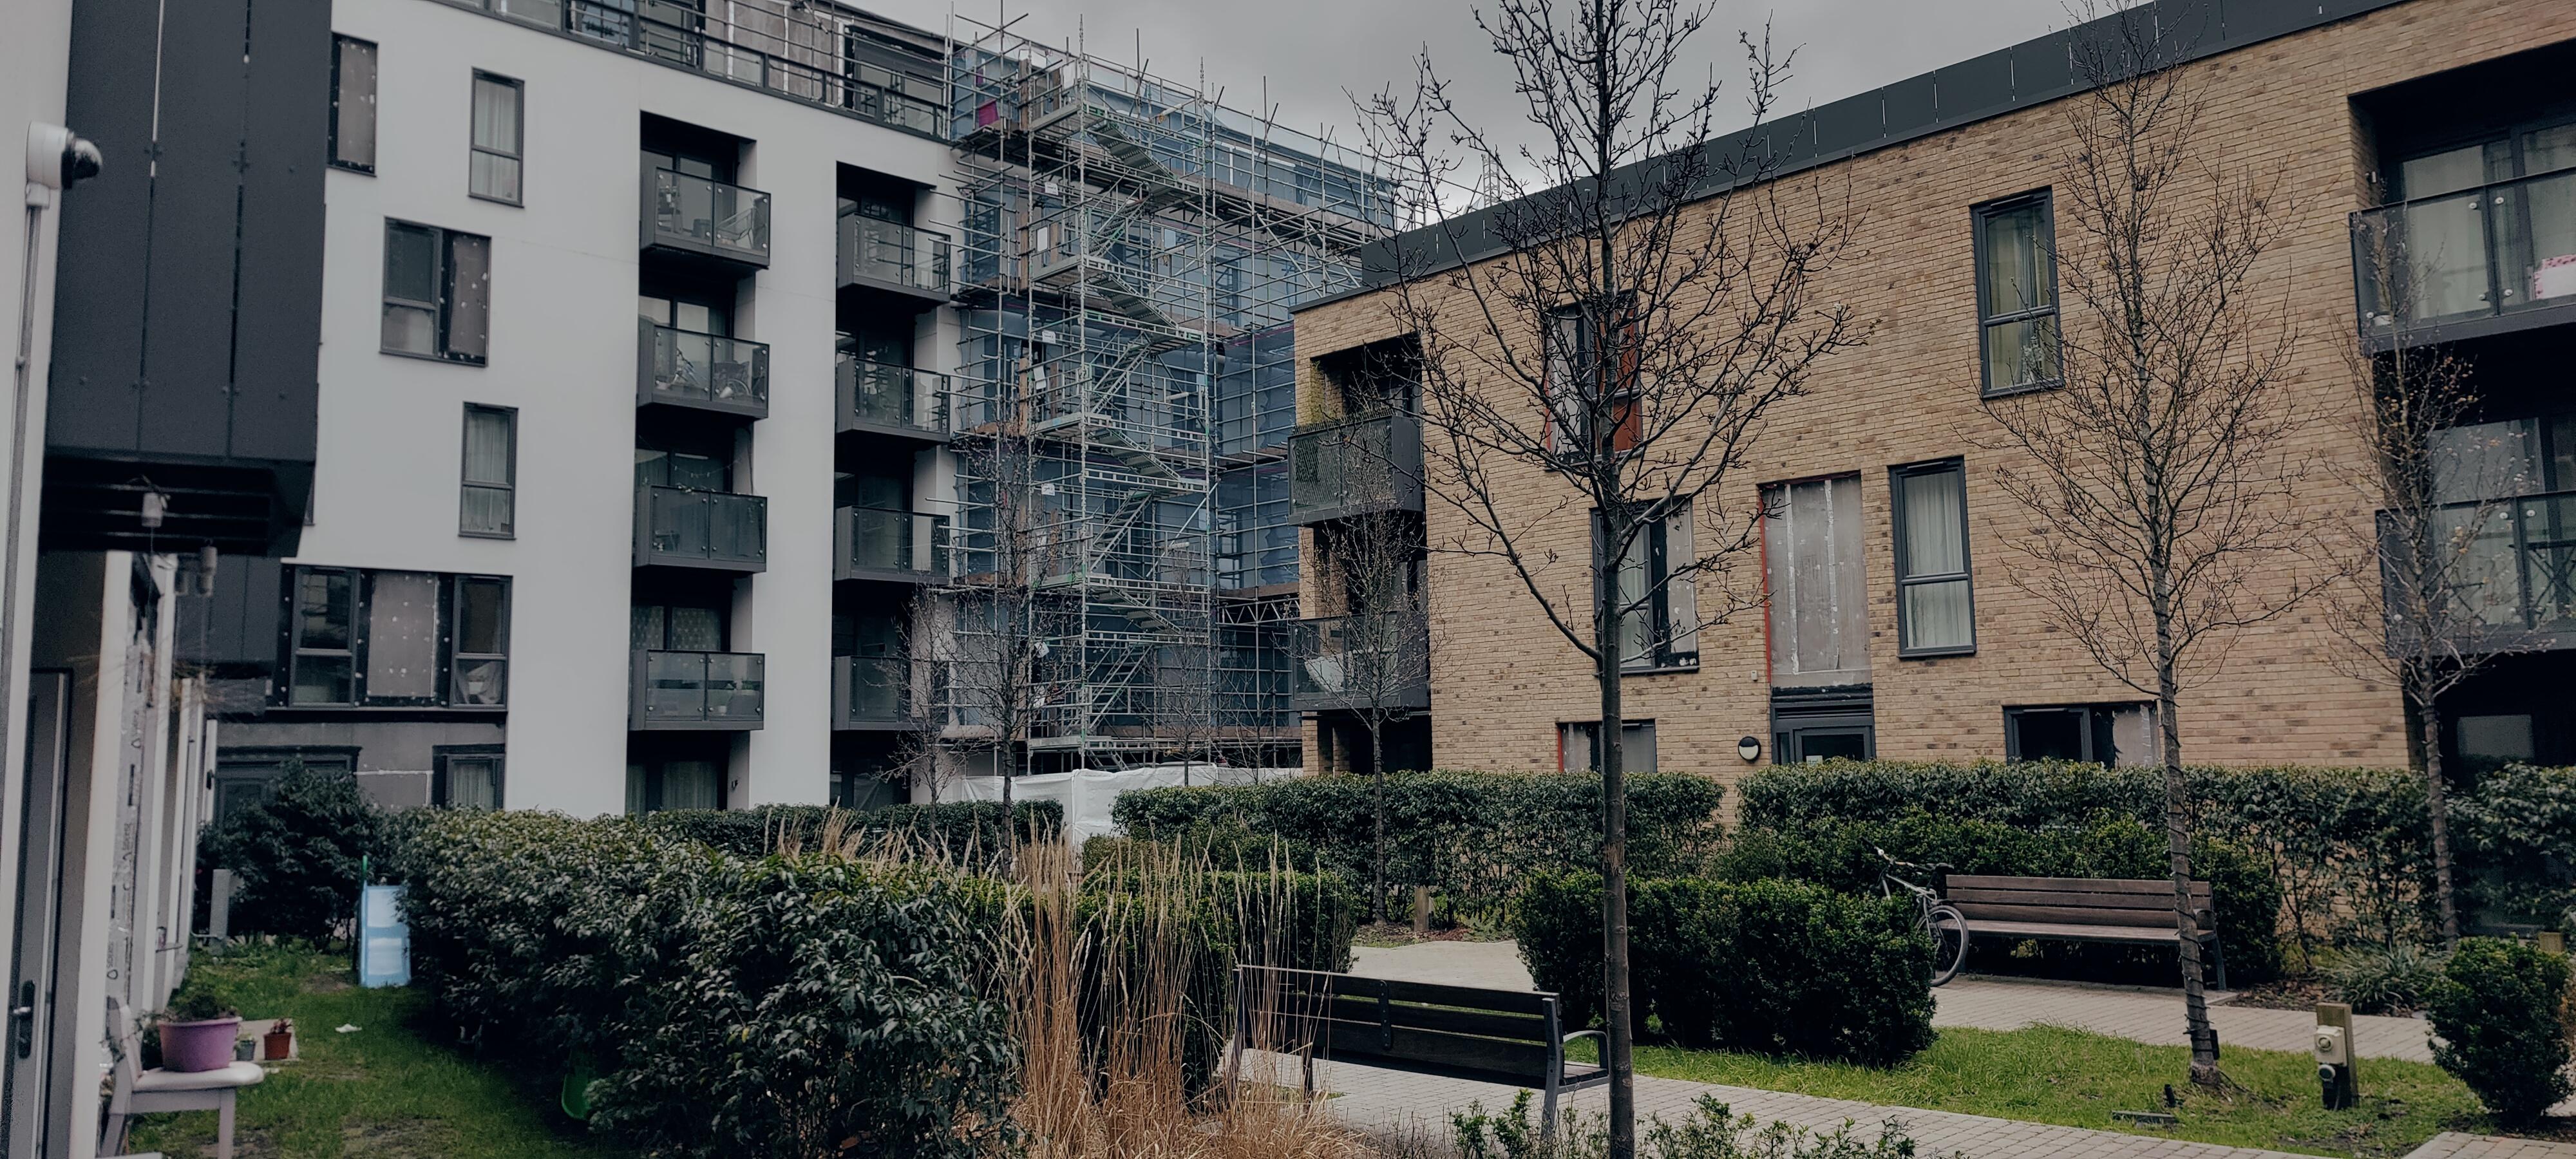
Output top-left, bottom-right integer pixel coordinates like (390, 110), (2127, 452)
(524, 0), (940, 137)
(643, 167), (771, 267)
(835, 505), (949, 582)
(1290, 410), (1425, 523)
(636, 485), (768, 571)
(1292, 613), (1431, 713)
(638, 321), (768, 417)
(2354, 169), (2576, 341)
(2404, 489), (2576, 645)
(834, 655), (920, 728)
(631, 649), (765, 730)
(837, 354), (949, 438)
(837, 212), (952, 299)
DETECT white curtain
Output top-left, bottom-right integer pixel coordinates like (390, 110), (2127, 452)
(1899, 468), (1972, 651)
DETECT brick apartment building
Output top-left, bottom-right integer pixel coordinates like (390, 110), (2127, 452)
(1287, 0), (2576, 793)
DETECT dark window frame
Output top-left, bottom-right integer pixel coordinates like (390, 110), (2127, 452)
(329, 35), (377, 174)
(450, 576), (513, 706)
(431, 744), (507, 808)
(381, 219), (491, 364)
(1557, 719), (1659, 773)
(1596, 505), (1700, 674)
(2003, 702), (2155, 764)
(468, 70), (526, 206)
(1890, 458), (1977, 658)
(459, 403), (517, 538)
(288, 567), (358, 706)
(1971, 189), (2062, 399)
(276, 566), (512, 710)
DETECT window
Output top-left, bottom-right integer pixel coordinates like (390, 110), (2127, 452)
(1542, 301), (1639, 454)
(1603, 503), (1699, 672)
(1558, 720), (1657, 773)
(282, 567), (510, 707)
(433, 747), (504, 808)
(1762, 475), (1870, 687)
(460, 404), (516, 537)
(469, 72), (524, 204)
(382, 220), (490, 363)
(1973, 191), (2060, 396)
(1891, 460), (1975, 655)
(2004, 703), (2157, 765)
(330, 35), (377, 173)
(627, 759), (723, 814)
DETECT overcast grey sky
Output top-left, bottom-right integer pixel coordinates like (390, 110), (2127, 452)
(866, 0), (2096, 151)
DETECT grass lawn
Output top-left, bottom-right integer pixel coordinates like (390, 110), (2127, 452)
(1618, 1024), (2490, 1159)
(128, 945), (626, 1159)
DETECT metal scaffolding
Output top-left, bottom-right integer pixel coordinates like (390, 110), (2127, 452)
(943, 19), (1389, 769)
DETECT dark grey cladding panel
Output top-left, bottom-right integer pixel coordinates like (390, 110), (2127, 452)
(1935, 46), (2018, 127)
(1806, 94), (1885, 159)
(44, 0), (157, 454)
(1882, 73), (1942, 138)
(232, 0), (330, 465)
(178, 554), (285, 672)
(2011, 32), (2078, 101)
(136, 0), (251, 460)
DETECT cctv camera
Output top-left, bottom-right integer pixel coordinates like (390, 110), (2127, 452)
(26, 124), (103, 191)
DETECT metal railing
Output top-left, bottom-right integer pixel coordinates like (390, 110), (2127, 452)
(639, 321), (768, 415)
(2354, 169), (2576, 335)
(636, 485), (768, 570)
(631, 649), (765, 728)
(502, 0), (942, 137)
(838, 212), (952, 296)
(1289, 410), (1424, 522)
(837, 354), (948, 437)
(835, 505), (950, 581)
(1291, 613), (1431, 711)
(836, 655), (915, 726)
(643, 167), (771, 266)
(2409, 488), (2576, 636)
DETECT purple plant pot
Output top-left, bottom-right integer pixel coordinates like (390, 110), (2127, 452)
(158, 1016), (242, 1073)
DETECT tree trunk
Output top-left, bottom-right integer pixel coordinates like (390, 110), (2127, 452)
(2155, 627), (2220, 1086)
(2421, 701), (2461, 947)
(999, 757), (1016, 879)
(1595, 521), (1634, 1158)
(1371, 720), (1390, 925)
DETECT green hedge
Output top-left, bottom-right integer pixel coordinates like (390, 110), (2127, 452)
(1513, 872), (1935, 1066)
(1110, 770), (1725, 913)
(2427, 939), (2575, 1125)
(637, 800), (1063, 863)
(1718, 810), (2285, 984)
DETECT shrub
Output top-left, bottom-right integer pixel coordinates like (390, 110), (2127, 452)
(2451, 764), (2576, 928)
(195, 760), (393, 940)
(638, 800), (1063, 863)
(2427, 938), (2575, 1125)
(2326, 942), (2448, 1015)
(1112, 770), (1725, 914)
(1513, 872), (1934, 1066)
(1454, 1091), (1935, 1159)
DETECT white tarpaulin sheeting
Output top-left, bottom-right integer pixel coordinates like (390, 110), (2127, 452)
(947, 764), (1305, 843)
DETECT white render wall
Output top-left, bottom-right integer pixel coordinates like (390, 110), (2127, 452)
(306, 0), (960, 815)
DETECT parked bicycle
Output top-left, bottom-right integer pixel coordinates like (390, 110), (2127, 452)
(1877, 847), (1971, 986)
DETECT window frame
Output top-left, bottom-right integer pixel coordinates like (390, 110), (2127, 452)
(1557, 719), (1658, 773)
(468, 71), (526, 206)
(329, 35), (377, 174)
(1541, 298), (1642, 456)
(431, 744), (507, 809)
(276, 567), (512, 710)
(2003, 702), (2156, 764)
(381, 219), (491, 365)
(287, 567), (359, 706)
(1889, 458), (1977, 658)
(450, 575), (513, 706)
(1970, 189), (2062, 399)
(459, 402), (517, 538)
(1599, 505), (1700, 674)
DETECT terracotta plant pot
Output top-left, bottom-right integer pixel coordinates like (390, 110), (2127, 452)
(262, 1022), (294, 1060)
(158, 1015), (242, 1073)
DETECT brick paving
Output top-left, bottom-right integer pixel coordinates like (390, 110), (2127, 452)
(2403, 1135), (2576, 1159)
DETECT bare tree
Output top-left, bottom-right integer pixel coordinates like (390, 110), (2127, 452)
(1358, 2), (1865, 1147)
(1312, 507), (1432, 923)
(940, 399), (1065, 874)
(1979, 8), (2313, 1086)
(2325, 220), (2544, 948)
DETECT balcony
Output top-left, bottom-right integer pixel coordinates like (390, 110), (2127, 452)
(630, 649), (765, 730)
(837, 212), (951, 303)
(837, 354), (948, 440)
(2402, 489), (2576, 651)
(834, 655), (927, 730)
(642, 167), (770, 269)
(635, 485), (768, 572)
(1290, 411), (1424, 524)
(835, 505), (949, 583)
(1292, 613), (1431, 713)
(638, 321), (768, 419)
(2353, 169), (2576, 348)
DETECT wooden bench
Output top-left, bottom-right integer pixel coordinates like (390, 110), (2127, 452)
(1945, 874), (2228, 990)
(1220, 965), (1607, 1138)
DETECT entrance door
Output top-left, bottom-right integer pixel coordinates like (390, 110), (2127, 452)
(3, 672), (73, 1158)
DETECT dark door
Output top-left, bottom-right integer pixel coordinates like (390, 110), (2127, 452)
(4, 672), (71, 1158)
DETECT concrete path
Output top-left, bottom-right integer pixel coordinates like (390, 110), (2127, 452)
(2404, 1136), (2576, 1159)
(1350, 940), (2438, 1062)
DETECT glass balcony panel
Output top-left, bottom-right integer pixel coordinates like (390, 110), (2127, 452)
(837, 354), (947, 435)
(844, 655), (910, 722)
(838, 214), (952, 296)
(647, 168), (771, 265)
(2500, 171), (2576, 312)
(707, 652), (764, 721)
(645, 650), (708, 721)
(1293, 614), (1430, 707)
(1289, 413), (1418, 519)
(2524, 493), (2576, 630)
(644, 323), (768, 413)
(639, 485), (766, 569)
(840, 507), (948, 578)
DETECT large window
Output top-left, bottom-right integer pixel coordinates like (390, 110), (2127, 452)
(1605, 503), (1699, 672)
(1891, 460), (1975, 655)
(433, 746), (504, 808)
(284, 568), (510, 707)
(460, 404), (516, 538)
(1542, 301), (1638, 454)
(1973, 191), (2060, 396)
(330, 35), (377, 173)
(1762, 475), (1870, 687)
(382, 220), (490, 363)
(627, 759), (723, 814)
(2005, 702), (2156, 765)
(1558, 719), (1657, 773)
(469, 72), (524, 204)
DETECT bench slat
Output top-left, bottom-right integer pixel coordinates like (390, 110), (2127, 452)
(1303, 1019), (1556, 1080)
(1948, 887), (2207, 911)
(1948, 874), (2206, 896)
(1952, 902), (2213, 929)
(1237, 966), (1555, 1017)
(1962, 918), (2214, 944)
(1312, 995), (1553, 1043)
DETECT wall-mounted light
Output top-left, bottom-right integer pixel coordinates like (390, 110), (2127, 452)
(1737, 735), (1763, 762)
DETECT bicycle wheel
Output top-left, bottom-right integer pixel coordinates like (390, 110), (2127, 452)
(1927, 904), (1971, 986)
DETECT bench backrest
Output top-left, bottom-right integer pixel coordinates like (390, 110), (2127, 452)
(1233, 965), (1564, 1084)
(1946, 874), (2215, 930)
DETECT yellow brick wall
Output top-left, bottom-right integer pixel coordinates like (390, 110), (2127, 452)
(1291, 0), (2576, 796)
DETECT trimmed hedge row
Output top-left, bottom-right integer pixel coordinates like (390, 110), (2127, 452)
(636, 800), (1063, 864)
(1110, 771), (1727, 912)
(1513, 872), (1935, 1066)
(1739, 760), (2576, 948)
